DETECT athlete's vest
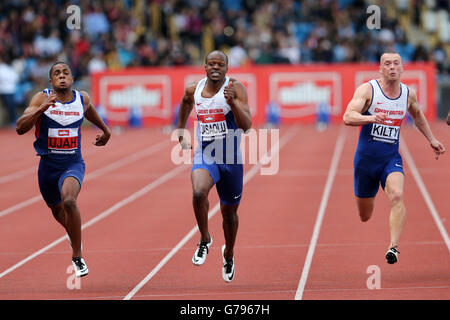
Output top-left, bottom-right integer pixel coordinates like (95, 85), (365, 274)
(356, 79), (408, 157)
(193, 77), (242, 163)
(33, 89), (85, 160)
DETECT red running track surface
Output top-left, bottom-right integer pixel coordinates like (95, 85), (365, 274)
(0, 122), (448, 301)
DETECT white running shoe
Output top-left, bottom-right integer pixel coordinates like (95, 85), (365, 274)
(192, 237), (213, 266)
(385, 246), (400, 264)
(222, 245), (235, 283)
(72, 257), (89, 277)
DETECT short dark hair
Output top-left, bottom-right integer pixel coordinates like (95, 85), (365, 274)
(205, 50), (228, 65)
(49, 61), (69, 78)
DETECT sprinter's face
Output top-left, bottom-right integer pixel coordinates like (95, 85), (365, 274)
(50, 64), (74, 90)
(379, 53), (403, 81)
(205, 53), (228, 82)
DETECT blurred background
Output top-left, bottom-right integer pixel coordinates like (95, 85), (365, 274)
(0, 0), (448, 128)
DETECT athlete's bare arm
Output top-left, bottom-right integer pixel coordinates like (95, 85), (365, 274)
(343, 83), (387, 126)
(447, 111), (450, 125)
(16, 91), (56, 135)
(224, 78), (252, 131)
(80, 91), (111, 146)
(407, 87), (445, 159)
(177, 82), (196, 149)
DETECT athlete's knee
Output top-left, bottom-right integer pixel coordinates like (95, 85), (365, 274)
(222, 209), (238, 220)
(359, 211), (372, 222)
(358, 206), (373, 222)
(388, 188), (404, 206)
(356, 197), (374, 222)
(192, 189), (208, 204)
(221, 205), (238, 221)
(62, 197), (78, 213)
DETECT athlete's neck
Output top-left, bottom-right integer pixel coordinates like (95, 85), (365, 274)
(53, 88), (73, 103)
(378, 78), (400, 98)
(205, 77), (226, 93)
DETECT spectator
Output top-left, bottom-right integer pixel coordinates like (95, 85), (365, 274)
(276, 30), (301, 64)
(432, 41), (448, 74)
(87, 50), (107, 74)
(0, 55), (19, 126)
(395, 34), (415, 62)
(83, 2), (110, 39)
(34, 27), (63, 58)
(0, 0), (448, 126)
(413, 43), (430, 62)
(228, 35), (248, 67)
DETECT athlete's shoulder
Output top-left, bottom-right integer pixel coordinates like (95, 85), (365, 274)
(34, 90), (48, 98)
(29, 90), (47, 106)
(78, 90), (89, 98)
(184, 81), (198, 96)
(77, 91), (92, 112)
(404, 84), (415, 96)
(406, 85), (417, 105)
(228, 77), (244, 86)
(353, 82), (373, 99)
(362, 80), (375, 90)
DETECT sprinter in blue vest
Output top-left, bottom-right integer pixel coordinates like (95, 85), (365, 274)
(343, 52), (445, 264)
(16, 62), (111, 277)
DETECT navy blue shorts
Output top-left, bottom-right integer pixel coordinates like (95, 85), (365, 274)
(354, 152), (404, 198)
(192, 147), (243, 205)
(38, 157), (85, 205)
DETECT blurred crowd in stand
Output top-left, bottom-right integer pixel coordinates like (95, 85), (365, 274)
(0, 0), (448, 126)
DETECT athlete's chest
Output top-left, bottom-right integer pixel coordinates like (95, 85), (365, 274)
(368, 81), (408, 117)
(194, 89), (230, 112)
(195, 98), (230, 139)
(44, 101), (84, 126)
(368, 99), (407, 117)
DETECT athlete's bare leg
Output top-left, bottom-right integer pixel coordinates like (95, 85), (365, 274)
(384, 172), (406, 249)
(61, 177), (82, 258)
(48, 202), (67, 229)
(191, 169), (214, 243)
(355, 196), (375, 222)
(220, 203), (239, 261)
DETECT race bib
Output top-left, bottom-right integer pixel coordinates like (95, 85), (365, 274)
(198, 112), (228, 140)
(48, 128), (79, 154)
(370, 122), (400, 144)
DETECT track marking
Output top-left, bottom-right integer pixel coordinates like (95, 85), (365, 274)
(0, 138), (105, 184)
(0, 164), (186, 280)
(56, 285), (450, 300)
(3, 239), (440, 256)
(0, 168), (35, 184)
(294, 126), (346, 300)
(57, 290), (298, 300)
(0, 139), (169, 218)
(123, 127), (298, 300)
(400, 138), (450, 252)
(303, 286), (450, 292)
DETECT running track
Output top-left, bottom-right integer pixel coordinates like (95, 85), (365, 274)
(0, 122), (448, 301)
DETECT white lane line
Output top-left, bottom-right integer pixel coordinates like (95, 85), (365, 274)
(294, 126), (346, 300)
(0, 140), (104, 184)
(123, 127), (298, 300)
(0, 168), (35, 184)
(0, 139), (169, 218)
(400, 138), (450, 252)
(0, 164), (187, 280)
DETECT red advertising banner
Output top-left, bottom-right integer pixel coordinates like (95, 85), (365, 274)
(90, 63), (436, 127)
